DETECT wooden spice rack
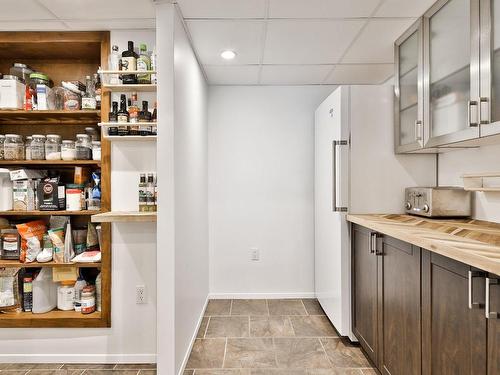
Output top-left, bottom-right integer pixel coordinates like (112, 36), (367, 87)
(91, 211), (157, 223)
(0, 31), (112, 328)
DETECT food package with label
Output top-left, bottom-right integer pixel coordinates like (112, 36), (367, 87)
(16, 220), (46, 263)
(0, 268), (21, 312)
(53, 266), (78, 282)
(37, 176), (64, 211)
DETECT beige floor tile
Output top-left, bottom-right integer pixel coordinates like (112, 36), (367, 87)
(194, 370), (251, 374)
(26, 371), (84, 375)
(138, 371), (156, 375)
(290, 316), (338, 337)
(267, 300), (307, 316)
(186, 338), (226, 369)
(231, 300), (268, 316)
(62, 365), (116, 370)
(198, 317), (210, 338)
(0, 371), (28, 375)
(274, 338), (331, 369)
(307, 369), (364, 374)
(224, 338), (276, 368)
(251, 370), (307, 374)
(321, 339), (371, 368)
(205, 300), (232, 316)
(302, 300), (325, 316)
(360, 370), (378, 375)
(114, 364), (156, 370)
(83, 371), (139, 375)
(250, 316), (295, 337)
(206, 316), (250, 338)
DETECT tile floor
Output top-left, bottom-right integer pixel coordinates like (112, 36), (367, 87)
(0, 363), (156, 375)
(184, 299), (376, 375)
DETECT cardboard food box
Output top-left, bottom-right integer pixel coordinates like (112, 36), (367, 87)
(37, 178), (64, 211)
(9, 169), (47, 182)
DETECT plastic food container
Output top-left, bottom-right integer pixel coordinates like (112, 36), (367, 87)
(66, 184), (85, 211)
(81, 285), (96, 314)
(92, 141), (101, 161)
(61, 140), (76, 160)
(24, 136), (32, 160)
(29, 72), (50, 88)
(75, 134), (91, 160)
(0, 75), (25, 110)
(57, 282), (75, 311)
(30, 135), (46, 160)
(9, 63), (34, 84)
(4, 134), (24, 160)
(45, 134), (61, 160)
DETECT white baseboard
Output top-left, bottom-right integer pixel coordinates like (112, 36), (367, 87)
(177, 295), (209, 375)
(0, 354), (156, 364)
(208, 292), (316, 299)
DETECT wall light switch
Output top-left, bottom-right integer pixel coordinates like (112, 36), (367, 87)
(250, 248), (260, 261)
(136, 285), (146, 304)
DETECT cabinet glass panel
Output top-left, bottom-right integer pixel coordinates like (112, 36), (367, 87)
(399, 30), (419, 146)
(429, 0), (470, 138)
(492, 0), (500, 122)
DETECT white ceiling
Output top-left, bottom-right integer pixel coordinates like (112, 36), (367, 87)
(1, 0), (438, 85)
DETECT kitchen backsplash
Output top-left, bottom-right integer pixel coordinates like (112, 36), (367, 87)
(438, 143), (500, 223)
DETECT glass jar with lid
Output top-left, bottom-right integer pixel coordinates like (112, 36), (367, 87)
(45, 134), (61, 160)
(4, 134), (24, 160)
(75, 134), (91, 160)
(31, 135), (46, 160)
(0, 135), (5, 160)
(61, 140), (76, 161)
(24, 136), (33, 160)
(91, 141), (101, 161)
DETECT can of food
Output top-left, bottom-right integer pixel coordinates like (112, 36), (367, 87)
(81, 285), (96, 314)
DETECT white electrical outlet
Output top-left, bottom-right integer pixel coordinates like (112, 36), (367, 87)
(250, 248), (260, 261)
(136, 285), (146, 304)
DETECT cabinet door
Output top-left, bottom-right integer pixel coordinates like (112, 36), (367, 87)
(352, 225), (380, 366)
(380, 236), (421, 375)
(487, 274), (500, 374)
(395, 19), (424, 153)
(424, 0), (481, 147)
(422, 251), (487, 375)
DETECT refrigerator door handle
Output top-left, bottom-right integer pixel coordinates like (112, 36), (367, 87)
(332, 140), (349, 212)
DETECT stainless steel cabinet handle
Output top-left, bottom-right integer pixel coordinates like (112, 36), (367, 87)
(486, 277), (500, 319)
(369, 232), (377, 254)
(480, 97), (490, 125)
(468, 271), (486, 309)
(332, 140), (348, 212)
(414, 120), (423, 141)
(468, 100), (479, 127)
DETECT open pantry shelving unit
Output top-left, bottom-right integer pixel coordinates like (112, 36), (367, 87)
(0, 32), (111, 328)
(91, 70), (157, 224)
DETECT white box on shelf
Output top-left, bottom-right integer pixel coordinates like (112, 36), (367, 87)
(0, 78), (25, 109)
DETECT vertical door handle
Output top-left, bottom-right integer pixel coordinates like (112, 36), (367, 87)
(369, 232), (377, 254)
(468, 270), (486, 309)
(468, 100), (479, 127)
(486, 277), (500, 319)
(332, 140), (348, 212)
(414, 120), (423, 141)
(479, 97), (490, 125)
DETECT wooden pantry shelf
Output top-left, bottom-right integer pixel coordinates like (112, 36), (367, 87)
(91, 211), (157, 223)
(102, 84), (157, 92)
(105, 136), (157, 141)
(0, 260), (101, 268)
(0, 210), (102, 216)
(0, 310), (104, 328)
(0, 110), (100, 125)
(0, 160), (100, 166)
(462, 172), (500, 192)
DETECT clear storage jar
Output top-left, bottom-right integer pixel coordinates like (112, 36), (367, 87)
(0, 135), (5, 160)
(4, 134), (24, 160)
(30, 135), (45, 160)
(45, 134), (61, 160)
(61, 140), (76, 161)
(24, 136), (32, 160)
(75, 134), (91, 160)
(91, 141), (101, 161)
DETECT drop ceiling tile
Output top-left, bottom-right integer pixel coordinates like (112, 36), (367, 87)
(260, 65), (333, 84)
(374, 0), (436, 17)
(204, 65), (260, 85)
(38, 0), (155, 20)
(177, 0), (267, 19)
(342, 18), (416, 63)
(0, 0), (56, 20)
(325, 64), (394, 84)
(0, 20), (68, 31)
(269, 0), (381, 18)
(264, 19), (366, 65)
(186, 20), (265, 65)
(64, 19), (155, 30)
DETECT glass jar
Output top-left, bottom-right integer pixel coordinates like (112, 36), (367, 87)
(85, 127), (99, 142)
(0, 135), (5, 160)
(75, 134), (91, 160)
(61, 140), (76, 161)
(4, 134), (24, 160)
(24, 136), (32, 160)
(30, 135), (45, 160)
(45, 134), (61, 160)
(91, 141), (101, 161)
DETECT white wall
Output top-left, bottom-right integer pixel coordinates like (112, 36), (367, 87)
(173, 8), (209, 375)
(208, 85), (334, 298)
(0, 30), (157, 364)
(439, 144), (500, 222)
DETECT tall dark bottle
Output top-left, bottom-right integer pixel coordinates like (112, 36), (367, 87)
(108, 101), (119, 136)
(117, 94), (129, 136)
(121, 41), (138, 84)
(139, 101), (152, 136)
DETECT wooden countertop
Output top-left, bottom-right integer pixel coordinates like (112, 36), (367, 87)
(347, 214), (500, 275)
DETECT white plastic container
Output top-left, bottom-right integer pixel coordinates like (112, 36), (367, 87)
(0, 169), (12, 211)
(0, 76), (25, 110)
(32, 268), (57, 314)
(57, 283), (75, 311)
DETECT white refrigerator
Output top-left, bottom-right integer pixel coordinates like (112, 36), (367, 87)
(314, 85), (435, 340)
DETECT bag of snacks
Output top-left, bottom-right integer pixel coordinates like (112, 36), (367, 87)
(48, 227), (65, 263)
(16, 220), (46, 263)
(0, 268), (21, 311)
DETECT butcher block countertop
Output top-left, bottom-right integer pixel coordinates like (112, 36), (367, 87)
(347, 214), (500, 275)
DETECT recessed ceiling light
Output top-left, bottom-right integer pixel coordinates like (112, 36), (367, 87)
(221, 50), (236, 60)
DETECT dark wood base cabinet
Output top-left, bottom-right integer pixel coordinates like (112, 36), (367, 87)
(352, 224), (500, 375)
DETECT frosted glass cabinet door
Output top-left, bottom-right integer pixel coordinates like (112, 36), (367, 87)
(424, 0), (480, 147)
(395, 19), (424, 153)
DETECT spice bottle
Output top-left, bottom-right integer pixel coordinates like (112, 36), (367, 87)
(81, 285), (96, 314)
(146, 173), (155, 211)
(138, 173), (147, 212)
(139, 101), (152, 136)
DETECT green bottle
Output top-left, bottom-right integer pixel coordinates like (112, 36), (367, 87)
(137, 43), (151, 84)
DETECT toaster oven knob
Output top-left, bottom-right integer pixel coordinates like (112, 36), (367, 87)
(405, 202), (412, 210)
(423, 204), (429, 213)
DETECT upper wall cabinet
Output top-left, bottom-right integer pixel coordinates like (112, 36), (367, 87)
(395, 19), (425, 153)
